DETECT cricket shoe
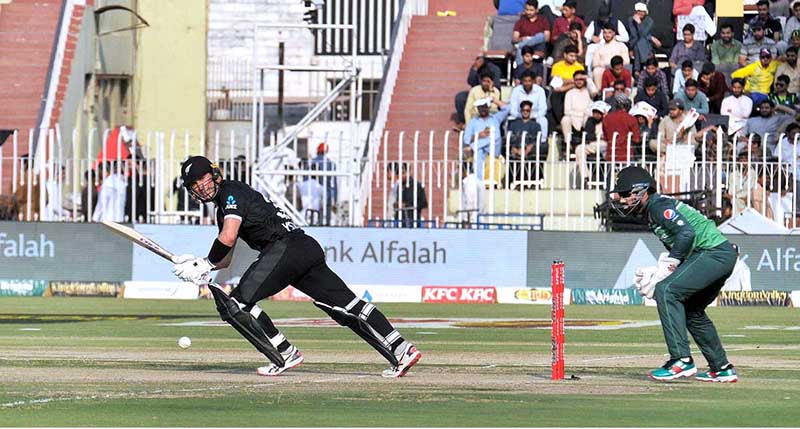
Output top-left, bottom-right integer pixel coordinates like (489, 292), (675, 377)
(649, 358), (697, 381)
(696, 364), (738, 383)
(381, 343), (422, 378)
(256, 345), (304, 376)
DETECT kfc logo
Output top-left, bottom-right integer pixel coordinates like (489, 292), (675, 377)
(421, 286), (496, 304)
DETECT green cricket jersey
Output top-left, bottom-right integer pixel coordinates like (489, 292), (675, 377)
(645, 194), (728, 261)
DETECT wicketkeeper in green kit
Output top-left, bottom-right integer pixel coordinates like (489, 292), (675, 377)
(610, 166), (738, 383)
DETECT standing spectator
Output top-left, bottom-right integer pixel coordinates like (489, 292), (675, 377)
(509, 71), (548, 137)
(92, 162), (127, 222)
(741, 23), (777, 65)
(626, 2), (661, 71)
(80, 169), (98, 222)
(732, 48), (780, 105)
(551, 1), (584, 42)
(748, 0), (783, 42)
(561, 70), (594, 146)
(574, 101), (611, 181)
(721, 78), (755, 135)
(513, 46), (545, 86)
(463, 97), (511, 177)
(636, 58), (670, 97)
(675, 79), (710, 118)
(652, 100), (691, 154)
(297, 166), (323, 225)
(591, 23), (630, 90)
(774, 122), (800, 180)
(775, 47), (800, 94)
(698, 63), (729, 114)
(512, 0), (550, 65)
(465, 71), (501, 123)
(454, 56), (502, 127)
(784, 2), (800, 43)
(769, 75), (800, 115)
(673, 60), (699, 96)
(635, 77), (669, 117)
(669, 24), (707, 71)
(711, 24), (745, 81)
(506, 100), (546, 181)
(390, 163), (428, 228)
(739, 99), (794, 154)
(310, 143), (338, 225)
(601, 55), (633, 90)
(603, 95), (640, 162)
(552, 21), (585, 62)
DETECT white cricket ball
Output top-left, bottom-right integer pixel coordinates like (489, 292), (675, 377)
(178, 336), (192, 349)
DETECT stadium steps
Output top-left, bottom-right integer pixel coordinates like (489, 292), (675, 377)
(0, 0), (62, 194)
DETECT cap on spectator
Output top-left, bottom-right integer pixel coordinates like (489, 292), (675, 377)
(793, 29), (800, 38)
(590, 100), (611, 114)
(634, 2), (648, 13)
(760, 48), (773, 58)
(473, 97), (493, 108)
(316, 142), (328, 155)
(668, 99), (685, 110)
(630, 101), (657, 119)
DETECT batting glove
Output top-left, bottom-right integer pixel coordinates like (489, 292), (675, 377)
(172, 257), (214, 285)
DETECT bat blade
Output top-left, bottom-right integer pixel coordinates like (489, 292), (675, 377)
(101, 220), (177, 263)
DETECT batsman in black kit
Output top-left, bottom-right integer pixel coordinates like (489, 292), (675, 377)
(172, 156), (421, 377)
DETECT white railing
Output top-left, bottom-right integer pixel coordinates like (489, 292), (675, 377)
(2, 127), (797, 231)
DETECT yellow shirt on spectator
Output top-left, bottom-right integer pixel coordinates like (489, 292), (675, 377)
(731, 60), (780, 94)
(551, 61), (585, 81)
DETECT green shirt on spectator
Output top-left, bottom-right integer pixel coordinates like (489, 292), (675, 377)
(711, 39), (743, 65)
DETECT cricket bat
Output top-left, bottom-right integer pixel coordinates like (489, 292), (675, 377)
(101, 220), (179, 263)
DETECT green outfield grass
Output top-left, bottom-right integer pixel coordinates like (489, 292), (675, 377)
(0, 297), (798, 427)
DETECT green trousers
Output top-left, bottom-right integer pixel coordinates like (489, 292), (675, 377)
(654, 241), (737, 371)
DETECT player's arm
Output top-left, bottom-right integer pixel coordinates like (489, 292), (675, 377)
(209, 216), (240, 269)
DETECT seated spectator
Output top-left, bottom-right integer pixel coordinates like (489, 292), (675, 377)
(626, 2), (661, 71)
(575, 101), (611, 181)
(698, 63), (728, 114)
(389, 163), (428, 228)
(604, 80), (631, 108)
(652, 100), (691, 154)
(463, 97), (511, 178)
(748, 0), (783, 43)
(769, 75), (800, 115)
(550, 44), (585, 124)
(630, 101), (659, 144)
(560, 69), (594, 148)
(784, 2), (800, 43)
(741, 23), (777, 65)
(711, 24), (744, 83)
(514, 46), (545, 86)
(603, 95), (640, 161)
(776, 47), (800, 94)
(636, 58), (670, 96)
(634, 77), (669, 118)
(583, 11), (630, 70)
(455, 56), (502, 127)
(673, 60), (698, 96)
(506, 100), (547, 181)
(738, 99), (795, 155)
(464, 70), (501, 123)
(721, 78), (755, 135)
(774, 122), (800, 179)
(732, 48), (780, 105)
(601, 55), (633, 91)
(591, 23), (630, 89)
(675, 79), (710, 118)
(770, 0), (792, 17)
(551, 1), (584, 42)
(509, 71), (548, 138)
(512, 0), (550, 65)
(669, 24), (707, 71)
(553, 21), (585, 62)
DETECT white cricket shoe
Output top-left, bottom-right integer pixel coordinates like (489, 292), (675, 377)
(381, 343), (421, 378)
(256, 345), (304, 376)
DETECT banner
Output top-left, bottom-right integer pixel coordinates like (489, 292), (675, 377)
(421, 286), (496, 304)
(496, 287), (572, 305)
(571, 288), (644, 305)
(47, 281), (122, 297)
(717, 290), (793, 307)
(0, 279), (48, 297)
(123, 281), (199, 300)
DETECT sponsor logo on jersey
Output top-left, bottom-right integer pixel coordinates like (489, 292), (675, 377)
(663, 209), (676, 220)
(225, 195), (237, 210)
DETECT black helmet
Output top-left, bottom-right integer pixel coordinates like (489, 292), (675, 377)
(609, 166), (656, 216)
(181, 156), (222, 203)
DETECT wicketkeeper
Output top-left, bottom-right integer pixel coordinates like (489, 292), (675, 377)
(171, 156), (421, 377)
(610, 166), (738, 383)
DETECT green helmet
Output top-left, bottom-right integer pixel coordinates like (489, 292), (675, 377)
(609, 166), (656, 216)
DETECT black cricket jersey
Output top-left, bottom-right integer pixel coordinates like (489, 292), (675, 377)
(214, 180), (301, 250)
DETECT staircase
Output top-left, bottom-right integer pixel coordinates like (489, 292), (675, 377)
(372, 0), (496, 224)
(0, 0), (64, 193)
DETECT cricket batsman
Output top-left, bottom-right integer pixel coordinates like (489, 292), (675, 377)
(610, 166), (738, 383)
(171, 156), (421, 377)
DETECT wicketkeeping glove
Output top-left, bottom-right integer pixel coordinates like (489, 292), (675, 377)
(633, 266), (658, 298)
